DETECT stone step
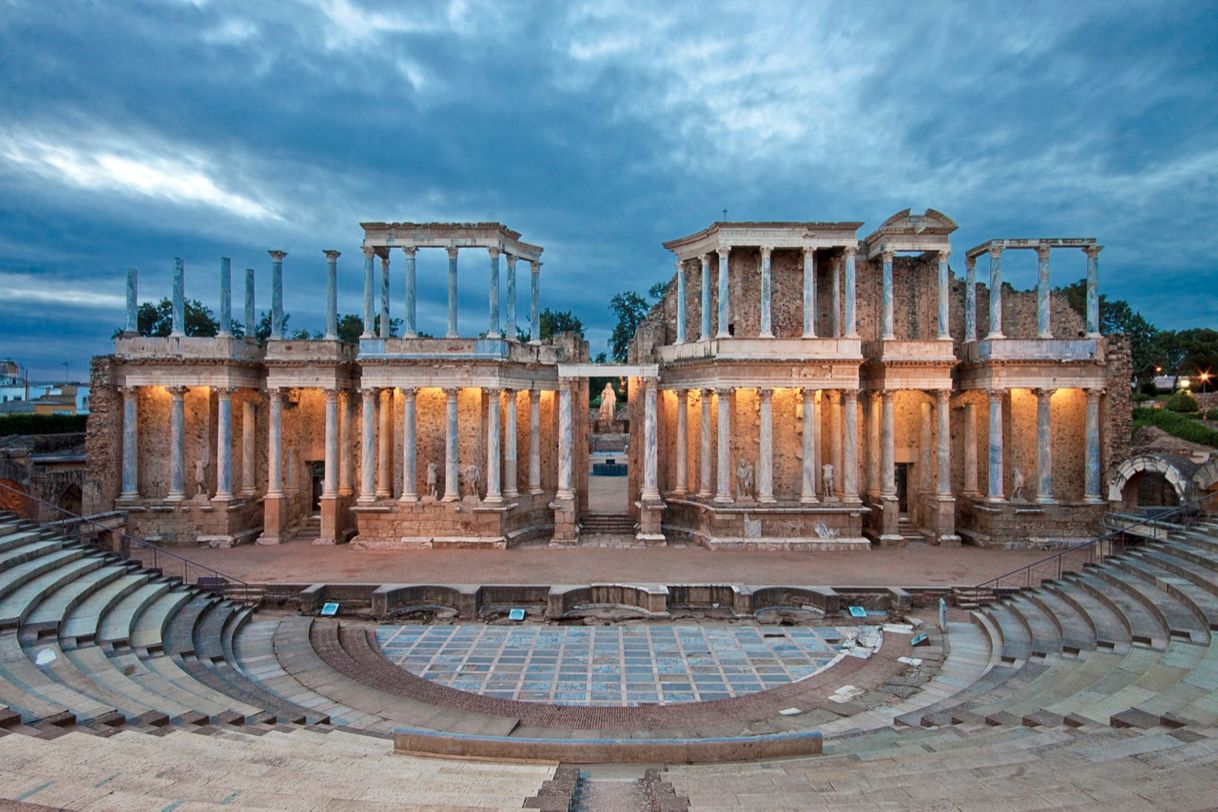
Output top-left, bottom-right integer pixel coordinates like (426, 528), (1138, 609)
(1068, 571), (1168, 648)
(96, 581), (172, 645)
(22, 563), (130, 634)
(60, 571), (156, 642)
(0, 555), (106, 631)
(1093, 562), (1209, 643)
(1045, 581), (1130, 651)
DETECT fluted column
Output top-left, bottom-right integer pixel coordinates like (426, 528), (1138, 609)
(715, 247), (730, 338)
(758, 388), (775, 502)
(963, 402), (979, 496)
(244, 267), (255, 339)
(399, 388), (417, 502)
(802, 247), (817, 338)
(881, 390), (895, 499)
(504, 389), (518, 498)
(338, 392), (352, 497)
(486, 388), (502, 503)
(987, 389), (1005, 501)
(241, 397), (256, 496)
(557, 380), (574, 499)
(379, 254), (390, 338)
(214, 387), (233, 500)
(642, 379), (660, 501)
(1035, 388), (1054, 503)
(376, 389), (392, 498)
(124, 268), (138, 334)
(936, 390), (951, 497)
(505, 254), (517, 341)
(714, 388), (732, 503)
(323, 389), (338, 497)
(831, 255), (842, 338)
(528, 389), (542, 494)
(698, 389), (713, 498)
(403, 246), (417, 338)
(529, 261), (541, 344)
(673, 389), (688, 496)
(487, 247), (501, 339)
(324, 250), (340, 340)
(844, 245), (859, 338)
(1036, 245), (1052, 338)
(937, 250), (950, 339)
(758, 247), (774, 338)
(829, 390), (843, 500)
(171, 257), (185, 337)
(167, 386), (186, 501)
(267, 388), (283, 498)
(358, 388), (376, 504)
(881, 247), (895, 340)
(700, 255), (712, 341)
(674, 259), (686, 344)
(987, 245), (1004, 339)
(843, 390), (859, 502)
(801, 388), (818, 503)
(218, 257), (232, 337)
(446, 246), (460, 338)
(1085, 388), (1103, 502)
(964, 255), (977, 342)
(269, 250), (285, 340)
(120, 386), (139, 499)
(1085, 245), (1102, 337)
(361, 248), (375, 338)
(443, 388), (459, 501)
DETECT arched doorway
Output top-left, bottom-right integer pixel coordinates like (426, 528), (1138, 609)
(57, 482), (83, 517)
(1108, 454), (1192, 509)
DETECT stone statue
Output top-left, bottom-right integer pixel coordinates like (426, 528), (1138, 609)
(597, 383), (617, 428)
(426, 462), (438, 500)
(735, 458), (754, 500)
(194, 456), (208, 498)
(1012, 466), (1026, 502)
(462, 464), (481, 499)
(822, 463), (835, 499)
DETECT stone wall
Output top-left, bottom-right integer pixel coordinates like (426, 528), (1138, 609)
(84, 356), (121, 515)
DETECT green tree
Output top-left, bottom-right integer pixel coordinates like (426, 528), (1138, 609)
(115, 298), (223, 338)
(539, 309), (584, 340)
(608, 290), (652, 363)
(1057, 281), (1158, 383)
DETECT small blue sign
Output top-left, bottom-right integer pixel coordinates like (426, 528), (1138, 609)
(911, 633), (929, 647)
(508, 608), (526, 622)
(848, 605), (867, 618)
(320, 601), (339, 617)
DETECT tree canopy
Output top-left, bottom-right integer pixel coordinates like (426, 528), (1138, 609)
(608, 290), (652, 362)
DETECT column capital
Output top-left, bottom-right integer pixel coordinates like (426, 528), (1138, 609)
(446, 245), (460, 259)
(881, 245), (895, 262)
(986, 387), (1005, 400)
(120, 385), (139, 397)
(505, 252), (517, 267)
(215, 386), (234, 397)
(965, 254), (976, 270)
(701, 253), (712, 267)
(936, 388), (951, 404)
(267, 250), (287, 261)
(715, 246), (731, 260)
(167, 385), (186, 398)
(843, 388), (858, 402)
(802, 245), (816, 258)
(401, 245), (417, 257)
(487, 246), (501, 260)
(827, 389), (841, 403)
(1033, 387), (1054, 398)
(323, 387), (338, 401)
(362, 245), (376, 258)
(323, 249), (341, 260)
(1084, 244), (1103, 258)
(1035, 244), (1051, 261)
(937, 249), (950, 264)
(881, 389), (895, 403)
(714, 386), (733, 396)
(1085, 386), (1105, 398)
(442, 386), (459, 397)
(758, 386), (773, 399)
(380, 254), (390, 268)
(399, 386), (417, 399)
(988, 244), (1003, 259)
(530, 259), (542, 271)
(759, 245), (772, 260)
(843, 244), (857, 258)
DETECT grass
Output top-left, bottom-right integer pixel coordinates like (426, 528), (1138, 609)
(1132, 407), (1218, 448)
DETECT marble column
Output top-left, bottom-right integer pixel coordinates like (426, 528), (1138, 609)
(403, 247), (418, 338)
(843, 390), (859, 502)
(936, 390), (951, 497)
(528, 389), (542, 494)
(323, 389), (338, 497)
(698, 389), (713, 498)
(1035, 388), (1054, 503)
(987, 389), (1005, 500)
(379, 254), (390, 338)
(400, 388), (417, 502)
(964, 255), (977, 343)
(714, 388), (732, 503)
(831, 256), (842, 338)
(241, 398), (256, 496)
(358, 388), (376, 504)
(446, 246), (460, 338)
(715, 248), (730, 338)
(529, 261), (541, 344)
(919, 400), (933, 492)
(881, 390), (896, 499)
(324, 250), (340, 340)
(167, 386), (186, 501)
(218, 257), (232, 337)
(504, 389), (518, 498)
(268, 388), (284, 498)
(171, 257), (185, 337)
(829, 390), (843, 499)
(487, 247), (501, 339)
(881, 248), (895, 340)
(120, 386), (139, 499)
(505, 254), (517, 341)
(673, 389), (688, 496)
(700, 254), (713, 341)
(987, 245), (1004, 339)
(802, 248), (817, 338)
(800, 388), (817, 503)
(674, 259), (686, 344)
(486, 388), (502, 503)
(1085, 245), (1102, 337)
(376, 388), (392, 498)
(759, 247), (774, 338)
(338, 392), (352, 496)
(963, 402), (979, 496)
(937, 250), (950, 340)
(214, 387), (233, 500)
(757, 388), (775, 502)
(557, 380), (574, 499)
(844, 246), (859, 338)
(361, 248), (375, 339)
(443, 388), (459, 501)
(642, 379), (660, 501)
(1036, 245), (1052, 338)
(269, 250), (285, 340)
(868, 393), (881, 498)
(1085, 388), (1103, 502)
(244, 267), (255, 339)
(124, 268), (138, 334)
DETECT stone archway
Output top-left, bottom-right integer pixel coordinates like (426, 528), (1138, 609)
(1194, 459), (1218, 494)
(1108, 454), (1192, 508)
(57, 482), (83, 517)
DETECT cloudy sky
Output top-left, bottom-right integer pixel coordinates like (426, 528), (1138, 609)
(1, 0), (1215, 380)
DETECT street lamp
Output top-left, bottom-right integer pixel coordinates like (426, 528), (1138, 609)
(1202, 371), (1212, 394)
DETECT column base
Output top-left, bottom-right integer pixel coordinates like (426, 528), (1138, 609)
(166, 493), (185, 503)
(357, 496), (377, 506)
(758, 495), (777, 504)
(398, 494), (419, 504)
(712, 495), (733, 504)
(118, 492), (140, 502)
(504, 489), (520, 499)
(1035, 496), (1058, 505)
(799, 495), (819, 505)
(985, 496), (1008, 504)
(529, 488), (544, 496)
(1084, 496), (1105, 504)
(484, 495), (504, 504)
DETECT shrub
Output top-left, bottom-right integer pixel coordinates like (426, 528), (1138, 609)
(1132, 407), (1218, 447)
(1207, 407), (1218, 421)
(1132, 392), (1153, 403)
(0, 413), (88, 436)
(1166, 390), (1200, 413)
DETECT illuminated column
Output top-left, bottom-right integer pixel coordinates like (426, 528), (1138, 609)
(987, 245), (1004, 339)
(881, 247), (895, 339)
(268, 388), (284, 498)
(673, 389), (688, 496)
(446, 246), (460, 338)
(1036, 245), (1052, 338)
(171, 257), (185, 337)
(361, 247), (375, 339)
(322, 389), (337, 497)
(800, 388), (817, 503)
(504, 389), (518, 498)
(241, 397), (257, 496)
(963, 401), (979, 496)
(269, 250), (285, 340)
(868, 392), (881, 498)
(528, 389), (542, 494)
(758, 247), (774, 338)
(505, 254), (517, 341)
(831, 255), (842, 338)
(376, 388), (392, 498)
(124, 268), (138, 334)
(1035, 388), (1054, 503)
(120, 386), (139, 499)
(802, 247), (817, 338)
(379, 254), (390, 338)
(919, 400), (933, 492)
(757, 388), (775, 502)
(358, 388), (376, 504)
(964, 255), (977, 342)
(485, 388), (502, 503)
(1085, 245), (1102, 337)
(844, 245), (858, 338)
(714, 388), (732, 503)
(324, 250), (339, 340)
(642, 379), (659, 501)
(487, 247), (501, 339)
(674, 259), (686, 344)
(843, 390), (859, 502)
(529, 261), (541, 344)
(400, 388), (417, 502)
(698, 389), (713, 498)
(244, 267), (255, 340)
(1085, 388), (1103, 502)
(557, 379), (574, 499)
(881, 390), (896, 499)
(403, 246), (418, 338)
(215, 387), (233, 500)
(443, 388), (459, 501)
(987, 389), (1005, 501)
(829, 390), (843, 499)
(937, 250), (950, 339)
(337, 392), (352, 497)
(218, 257), (232, 337)
(700, 254), (712, 341)
(167, 386), (186, 501)
(936, 390), (951, 497)
(716, 247), (730, 338)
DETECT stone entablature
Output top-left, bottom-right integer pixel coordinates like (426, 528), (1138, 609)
(860, 208), (956, 258)
(360, 221), (543, 262)
(661, 221), (864, 260)
(358, 337), (564, 365)
(656, 338), (862, 364)
(115, 335), (263, 364)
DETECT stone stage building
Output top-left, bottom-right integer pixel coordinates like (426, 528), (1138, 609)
(85, 211), (1130, 550)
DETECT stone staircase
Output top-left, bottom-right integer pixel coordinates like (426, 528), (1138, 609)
(897, 516), (926, 544)
(580, 513), (636, 536)
(284, 514), (321, 544)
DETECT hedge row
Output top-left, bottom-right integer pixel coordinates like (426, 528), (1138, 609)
(1132, 407), (1218, 448)
(0, 413), (89, 436)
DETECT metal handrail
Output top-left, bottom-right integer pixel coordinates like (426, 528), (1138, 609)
(0, 480), (255, 605)
(970, 491), (1218, 595)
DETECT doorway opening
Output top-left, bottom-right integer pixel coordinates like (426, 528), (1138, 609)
(895, 463), (910, 514)
(309, 461), (323, 514)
